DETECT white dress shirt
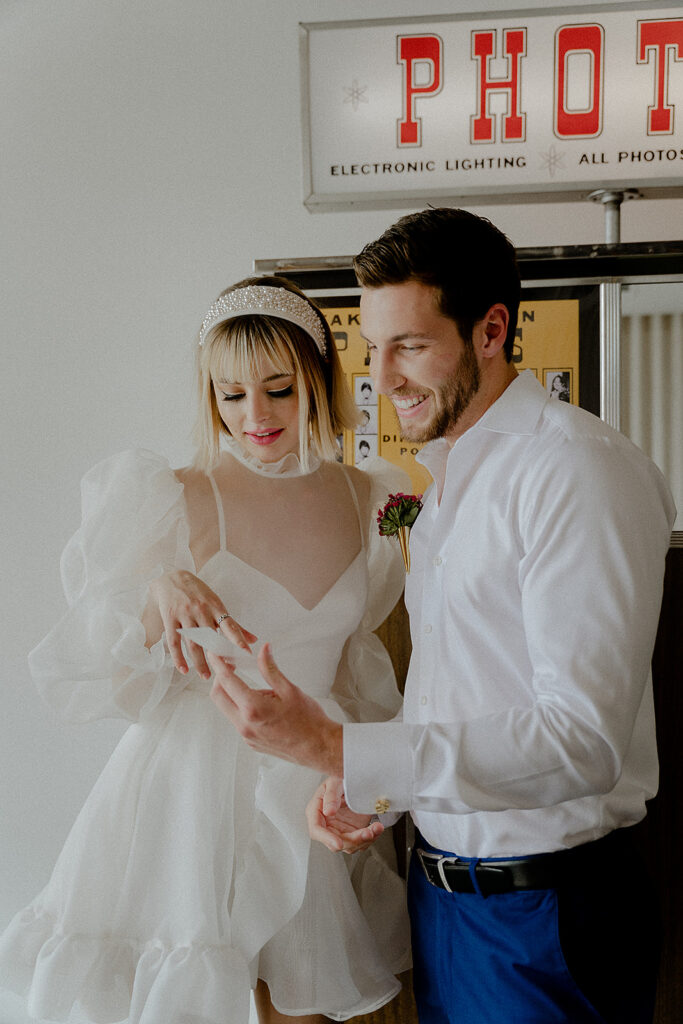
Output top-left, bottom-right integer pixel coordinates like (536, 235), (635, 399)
(344, 371), (676, 857)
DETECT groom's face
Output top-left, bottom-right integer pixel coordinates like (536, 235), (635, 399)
(360, 279), (481, 446)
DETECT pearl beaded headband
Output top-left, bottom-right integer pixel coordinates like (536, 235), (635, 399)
(199, 284), (327, 358)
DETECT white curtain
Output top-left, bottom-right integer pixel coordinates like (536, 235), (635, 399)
(620, 309), (683, 532)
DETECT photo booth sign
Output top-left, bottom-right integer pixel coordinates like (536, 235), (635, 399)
(300, 4), (683, 210)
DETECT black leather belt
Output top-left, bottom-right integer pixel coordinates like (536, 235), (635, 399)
(416, 828), (631, 897)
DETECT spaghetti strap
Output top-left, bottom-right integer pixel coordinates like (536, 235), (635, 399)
(207, 473), (227, 550)
(339, 464), (366, 551)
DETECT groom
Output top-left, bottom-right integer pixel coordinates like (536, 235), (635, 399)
(210, 208), (674, 1024)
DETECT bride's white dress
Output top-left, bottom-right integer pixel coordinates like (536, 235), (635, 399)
(0, 448), (411, 1024)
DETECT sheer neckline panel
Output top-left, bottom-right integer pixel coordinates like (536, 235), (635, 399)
(185, 456), (369, 611)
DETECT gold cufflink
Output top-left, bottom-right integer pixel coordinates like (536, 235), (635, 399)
(374, 797), (390, 815)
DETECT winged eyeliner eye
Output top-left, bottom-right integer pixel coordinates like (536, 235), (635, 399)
(220, 385), (294, 402)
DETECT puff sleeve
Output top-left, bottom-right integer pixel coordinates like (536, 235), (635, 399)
(28, 449), (194, 723)
(330, 456), (413, 724)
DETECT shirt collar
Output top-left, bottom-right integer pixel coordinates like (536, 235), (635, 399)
(416, 371), (547, 477)
(474, 369), (547, 436)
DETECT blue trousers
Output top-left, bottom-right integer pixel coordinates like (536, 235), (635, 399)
(407, 830), (660, 1024)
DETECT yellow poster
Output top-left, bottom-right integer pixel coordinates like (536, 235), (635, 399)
(320, 297), (580, 494)
(513, 299), (579, 404)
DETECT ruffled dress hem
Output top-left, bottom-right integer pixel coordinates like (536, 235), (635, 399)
(0, 906), (252, 1024)
(0, 903), (405, 1024)
(268, 982), (403, 1023)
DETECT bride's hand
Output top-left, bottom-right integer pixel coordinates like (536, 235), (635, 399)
(306, 777), (384, 853)
(148, 570), (257, 678)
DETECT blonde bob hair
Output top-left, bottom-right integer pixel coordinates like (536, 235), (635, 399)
(193, 276), (359, 472)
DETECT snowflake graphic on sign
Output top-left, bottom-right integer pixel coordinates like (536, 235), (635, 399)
(540, 144), (565, 178)
(343, 79), (368, 111)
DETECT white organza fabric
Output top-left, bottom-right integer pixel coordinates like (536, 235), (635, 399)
(0, 448), (412, 1024)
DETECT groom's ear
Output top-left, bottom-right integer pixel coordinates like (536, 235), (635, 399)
(477, 304), (509, 360)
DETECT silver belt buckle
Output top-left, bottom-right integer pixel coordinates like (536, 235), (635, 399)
(417, 848), (460, 894)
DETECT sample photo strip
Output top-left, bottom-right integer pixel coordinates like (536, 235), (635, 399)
(354, 376), (377, 406)
(355, 436), (378, 465)
(545, 369), (572, 403)
(356, 406), (378, 434)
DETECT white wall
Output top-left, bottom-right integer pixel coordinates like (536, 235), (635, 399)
(1, 0), (681, 974)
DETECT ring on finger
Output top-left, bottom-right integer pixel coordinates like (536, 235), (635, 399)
(215, 612), (230, 630)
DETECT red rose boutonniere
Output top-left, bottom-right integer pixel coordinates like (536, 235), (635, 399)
(377, 492), (423, 572)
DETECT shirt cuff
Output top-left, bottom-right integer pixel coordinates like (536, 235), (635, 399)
(343, 721), (414, 816)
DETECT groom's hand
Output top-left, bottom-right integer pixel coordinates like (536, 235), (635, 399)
(209, 643), (344, 777)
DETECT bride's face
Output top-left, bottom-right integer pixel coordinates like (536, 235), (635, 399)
(212, 355), (301, 462)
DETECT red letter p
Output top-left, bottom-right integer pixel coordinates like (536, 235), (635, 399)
(397, 34), (443, 147)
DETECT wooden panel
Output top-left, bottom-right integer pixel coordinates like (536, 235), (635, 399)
(354, 973), (418, 1024)
(375, 596), (411, 695)
(375, 598), (414, 880)
(362, 603), (419, 1023)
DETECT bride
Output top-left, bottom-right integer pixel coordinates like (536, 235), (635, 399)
(0, 277), (411, 1024)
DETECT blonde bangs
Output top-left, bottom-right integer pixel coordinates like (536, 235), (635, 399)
(206, 317), (295, 386)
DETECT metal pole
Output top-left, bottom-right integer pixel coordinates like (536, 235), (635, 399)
(587, 188), (640, 244)
(605, 197), (620, 244)
(586, 189), (640, 427)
